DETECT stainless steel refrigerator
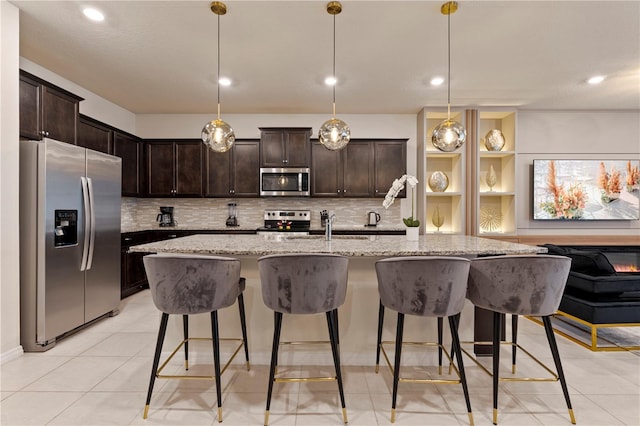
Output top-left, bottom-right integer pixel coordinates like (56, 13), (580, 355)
(20, 138), (121, 352)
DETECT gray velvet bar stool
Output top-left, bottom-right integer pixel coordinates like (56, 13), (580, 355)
(374, 256), (474, 425)
(142, 254), (250, 422)
(466, 254), (575, 425)
(258, 253), (349, 426)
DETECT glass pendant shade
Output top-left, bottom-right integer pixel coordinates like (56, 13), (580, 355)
(432, 118), (466, 152)
(202, 118), (235, 153)
(319, 117), (350, 151)
(201, 1), (234, 153)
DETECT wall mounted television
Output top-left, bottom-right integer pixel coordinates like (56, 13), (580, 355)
(532, 159), (640, 220)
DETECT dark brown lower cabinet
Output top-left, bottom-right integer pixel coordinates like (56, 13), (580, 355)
(121, 230), (256, 298)
(121, 232), (153, 299)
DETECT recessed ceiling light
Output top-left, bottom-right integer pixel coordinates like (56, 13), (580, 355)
(430, 77), (445, 86)
(83, 7), (104, 22)
(218, 77), (232, 87)
(324, 76), (337, 86)
(587, 75), (605, 85)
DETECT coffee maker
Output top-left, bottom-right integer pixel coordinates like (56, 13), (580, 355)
(156, 206), (175, 227)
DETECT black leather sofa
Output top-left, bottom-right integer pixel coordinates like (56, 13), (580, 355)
(541, 244), (640, 324)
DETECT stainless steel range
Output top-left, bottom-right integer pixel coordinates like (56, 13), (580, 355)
(256, 209), (311, 235)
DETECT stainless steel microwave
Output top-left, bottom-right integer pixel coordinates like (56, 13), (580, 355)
(260, 167), (310, 197)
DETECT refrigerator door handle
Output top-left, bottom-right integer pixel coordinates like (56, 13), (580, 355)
(80, 176), (91, 271)
(86, 177), (96, 270)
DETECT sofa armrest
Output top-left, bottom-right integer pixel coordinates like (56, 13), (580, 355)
(566, 271), (640, 294)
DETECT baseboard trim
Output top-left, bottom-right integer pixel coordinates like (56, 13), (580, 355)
(1, 345), (24, 364)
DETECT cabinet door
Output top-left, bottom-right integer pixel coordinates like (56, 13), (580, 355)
(232, 141), (260, 197)
(78, 115), (112, 154)
(175, 140), (203, 196)
(146, 141), (175, 196)
(285, 129), (311, 167)
(19, 74), (42, 140)
(343, 141), (373, 197)
(41, 86), (79, 145)
(205, 148), (232, 197)
(374, 141), (407, 198)
(260, 130), (286, 167)
(311, 140), (341, 197)
(113, 132), (141, 197)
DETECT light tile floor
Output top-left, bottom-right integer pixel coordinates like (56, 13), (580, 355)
(2, 290), (639, 426)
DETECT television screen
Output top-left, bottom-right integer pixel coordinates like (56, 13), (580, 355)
(532, 159), (640, 220)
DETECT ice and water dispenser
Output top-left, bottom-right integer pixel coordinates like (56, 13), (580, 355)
(54, 210), (78, 247)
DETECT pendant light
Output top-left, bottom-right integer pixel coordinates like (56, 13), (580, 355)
(432, 1), (466, 152)
(318, 1), (351, 151)
(202, 1), (235, 153)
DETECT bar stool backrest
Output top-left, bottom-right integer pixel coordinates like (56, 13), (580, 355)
(467, 255), (571, 316)
(375, 256), (471, 317)
(258, 253), (348, 314)
(143, 254), (241, 315)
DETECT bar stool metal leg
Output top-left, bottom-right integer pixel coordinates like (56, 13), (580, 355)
(144, 313), (169, 419)
(327, 310), (348, 423)
(237, 292), (250, 370)
(437, 317), (444, 374)
(391, 312), (405, 423)
(492, 311), (501, 425)
(450, 315), (474, 426)
(211, 311), (223, 423)
(264, 311), (283, 426)
(375, 300), (385, 373)
(542, 316), (576, 424)
(512, 314), (518, 374)
(183, 315), (189, 370)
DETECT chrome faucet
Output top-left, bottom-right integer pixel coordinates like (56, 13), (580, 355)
(325, 213), (336, 241)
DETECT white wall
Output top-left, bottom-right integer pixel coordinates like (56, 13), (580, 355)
(516, 110), (640, 235)
(1, 0), (22, 362)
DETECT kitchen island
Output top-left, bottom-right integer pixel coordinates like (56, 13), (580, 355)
(129, 234), (545, 364)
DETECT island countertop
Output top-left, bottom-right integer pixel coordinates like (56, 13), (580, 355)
(128, 233), (546, 256)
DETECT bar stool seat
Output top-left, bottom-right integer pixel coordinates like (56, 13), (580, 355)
(466, 254), (575, 425)
(375, 256), (474, 424)
(258, 253), (349, 426)
(142, 254), (250, 422)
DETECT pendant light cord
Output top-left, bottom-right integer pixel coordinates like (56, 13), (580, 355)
(217, 12), (221, 120)
(332, 12), (336, 118)
(447, 8), (451, 120)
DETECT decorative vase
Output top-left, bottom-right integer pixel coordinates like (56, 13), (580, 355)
(432, 206), (445, 232)
(486, 164), (497, 191)
(484, 129), (505, 151)
(428, 171), (449, 192)
(405, 226), (419, 241)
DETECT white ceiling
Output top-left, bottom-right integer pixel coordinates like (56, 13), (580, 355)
(12, 0), (640, 115)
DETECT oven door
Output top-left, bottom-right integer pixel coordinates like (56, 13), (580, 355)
(260, 168), (309, 196)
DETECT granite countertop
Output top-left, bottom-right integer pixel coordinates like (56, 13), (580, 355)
(128, 233), (546, 257)
(121, 224), (258, 233)
(121, 224), (406, 233)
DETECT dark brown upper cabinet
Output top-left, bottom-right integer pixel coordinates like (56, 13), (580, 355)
(113, 131), (142, 197)
(311, 139), (406, 198)
(259, 127), (311, 168)
(205, 140), (260, 197)
(146, 140), (204, 197)
(77, 114), (113, 154)
(19, 70), (83, 144)
(311, 140), (373, 197)
(373, 140), (407, 198)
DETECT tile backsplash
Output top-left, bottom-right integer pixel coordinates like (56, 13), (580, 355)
(122, 197), (401, 229)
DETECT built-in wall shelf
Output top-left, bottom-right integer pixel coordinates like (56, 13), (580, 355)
(475, 109), (517, 236)
(417, 108), (466, 235)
